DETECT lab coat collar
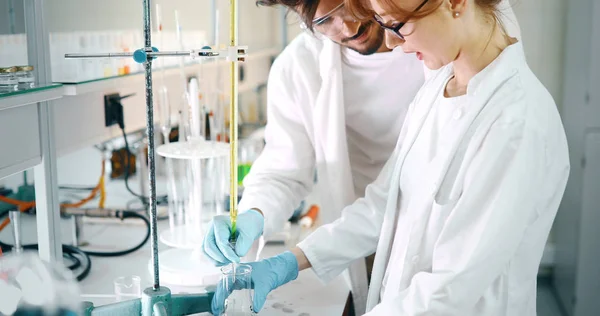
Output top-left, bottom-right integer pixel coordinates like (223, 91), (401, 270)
(466, 41), (525, 97)
(428, 41), (526, 201)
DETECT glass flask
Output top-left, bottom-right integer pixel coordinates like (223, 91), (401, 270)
(220, 264), (254, 316)
(113, 275), (141, 302)
(0, 252), (81, 316)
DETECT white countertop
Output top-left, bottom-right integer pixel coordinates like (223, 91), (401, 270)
(76, 219), (349, 316)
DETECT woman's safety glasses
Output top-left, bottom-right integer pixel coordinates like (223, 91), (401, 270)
(373, 0), (429, 40)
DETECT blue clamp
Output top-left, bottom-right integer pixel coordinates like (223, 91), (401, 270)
(133, 47), (159, 64)
(198, 45), (213, 57)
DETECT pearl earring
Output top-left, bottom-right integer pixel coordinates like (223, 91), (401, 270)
(454, 12), (460, 17)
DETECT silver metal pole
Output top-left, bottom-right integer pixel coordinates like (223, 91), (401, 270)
(142, 0), (161, 291)
(280, 7), (288, 50)
(9, 211), (23, 254)
(210, 0), (217, 45)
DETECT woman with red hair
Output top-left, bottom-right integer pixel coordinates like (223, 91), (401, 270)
(212, 0), (570, 314)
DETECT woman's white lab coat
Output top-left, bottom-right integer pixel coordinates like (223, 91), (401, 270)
(239, 2), (521, 313)
(297, 42), (570, 315)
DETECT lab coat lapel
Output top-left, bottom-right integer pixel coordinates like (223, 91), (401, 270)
(365, 67), (453, 310)
(313, 40), (356, 222)
(312, 40), (372, 314)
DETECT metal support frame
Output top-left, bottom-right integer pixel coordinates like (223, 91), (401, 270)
(63, 0), (244, 313)
(25, 0), (63, 262)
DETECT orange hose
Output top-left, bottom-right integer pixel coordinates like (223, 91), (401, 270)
(0, 218), (9, 232)
(0, 160), (106, 233)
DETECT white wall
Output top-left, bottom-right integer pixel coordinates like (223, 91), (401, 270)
(44, 0), (277, 50)
(511, 0), (567, 110)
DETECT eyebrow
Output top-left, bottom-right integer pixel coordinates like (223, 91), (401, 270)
(376, 0), (429, 24)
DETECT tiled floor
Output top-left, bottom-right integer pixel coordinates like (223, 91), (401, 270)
(538, 280), (566, 316)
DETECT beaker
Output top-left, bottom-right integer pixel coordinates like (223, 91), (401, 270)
(158, 139), (229, 248)
(220, 264), (254, 316)
(113, 275), (141, 302)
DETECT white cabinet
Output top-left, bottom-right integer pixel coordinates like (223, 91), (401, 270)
(0, 103), (42, 179)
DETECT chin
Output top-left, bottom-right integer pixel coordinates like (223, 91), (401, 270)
(423, 59), (445, 70)
(348, 40), (381, 55)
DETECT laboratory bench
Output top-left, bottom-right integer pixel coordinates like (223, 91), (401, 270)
(0, 173), (350, 316)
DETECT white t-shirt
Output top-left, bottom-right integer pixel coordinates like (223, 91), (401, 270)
(341, 47), (424, 197)
(381, 74), (468, 298)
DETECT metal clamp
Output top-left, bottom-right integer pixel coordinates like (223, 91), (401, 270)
(65, 45), (248, 64)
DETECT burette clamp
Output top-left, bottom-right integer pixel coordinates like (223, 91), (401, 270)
(227, 46), (248, 62)
(133, 47), (160, 64)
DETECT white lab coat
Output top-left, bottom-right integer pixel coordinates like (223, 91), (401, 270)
(239, 32), (374, 313)
(240, 2), (521, 313)
(298, 42), (570, 315)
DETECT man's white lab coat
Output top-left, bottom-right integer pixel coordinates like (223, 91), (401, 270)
(238, 32), (375, 313)
(298, 42), (570, 315)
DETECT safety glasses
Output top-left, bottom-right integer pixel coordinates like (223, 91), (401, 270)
(312, 2), (357, 36)
(373, 0), (429, 40)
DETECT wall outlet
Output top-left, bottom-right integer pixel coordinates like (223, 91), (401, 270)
(104, 93), (124, 128)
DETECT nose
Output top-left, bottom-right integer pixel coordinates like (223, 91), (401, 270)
(385, 31), (404, 49)
(341, 19), (360, 37)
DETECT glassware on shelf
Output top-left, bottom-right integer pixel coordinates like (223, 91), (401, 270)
(0, 66), (19, 94)
(15, 65), (36, 90)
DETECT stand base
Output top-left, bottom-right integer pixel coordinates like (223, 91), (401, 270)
(150, 248), (221, 287)
(159, 225), (206, 249)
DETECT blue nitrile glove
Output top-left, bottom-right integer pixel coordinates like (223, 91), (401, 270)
(202, 209), (264, 265)
(211, 251), (299, 315)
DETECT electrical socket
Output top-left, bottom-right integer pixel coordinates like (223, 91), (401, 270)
(104, 93), (124, 128)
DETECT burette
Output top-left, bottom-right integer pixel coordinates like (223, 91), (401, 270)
(228, 0), (239, 243)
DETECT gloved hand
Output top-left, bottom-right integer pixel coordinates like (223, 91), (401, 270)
(211, 251), (299, 315)
(202, 209), (264, 265)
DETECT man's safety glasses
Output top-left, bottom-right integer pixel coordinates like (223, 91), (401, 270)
(312, 2), (357, 36)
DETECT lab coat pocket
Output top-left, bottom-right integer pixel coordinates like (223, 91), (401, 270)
(430, 184), (462, 237)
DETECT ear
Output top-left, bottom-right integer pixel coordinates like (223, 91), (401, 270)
(447, 0), (468, 16)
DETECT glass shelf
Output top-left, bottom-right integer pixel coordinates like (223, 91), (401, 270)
(0, 83), (64, 109)
(0, 83), (62, 98)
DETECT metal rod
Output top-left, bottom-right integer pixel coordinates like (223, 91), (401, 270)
(65, 51), (221, 59)
(9, 211), (23, 254)
(211, 0), (218, 45)
(65, 52), (134, 58)
(142, 0), (161, 291)
(229, 0), (239, 237)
